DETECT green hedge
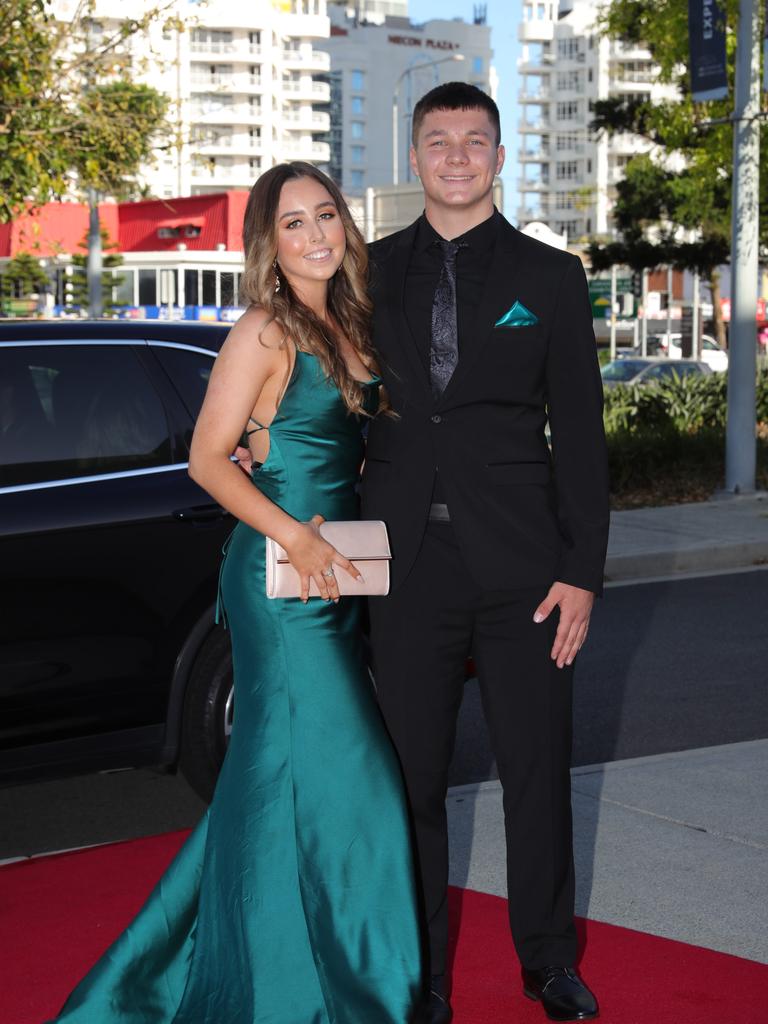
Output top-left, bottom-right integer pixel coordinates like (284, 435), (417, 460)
(603, 371), (768, 506)
(603, 370), (768, 435)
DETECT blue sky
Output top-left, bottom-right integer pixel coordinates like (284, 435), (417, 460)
(408, 0), (523, 216)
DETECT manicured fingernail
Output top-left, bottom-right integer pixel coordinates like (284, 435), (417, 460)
(533, 612), (544, 623)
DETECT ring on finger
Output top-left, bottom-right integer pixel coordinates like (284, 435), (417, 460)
(321, 567), (335, 578)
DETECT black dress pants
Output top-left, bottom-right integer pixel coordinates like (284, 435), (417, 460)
(368, 522), (577, 976)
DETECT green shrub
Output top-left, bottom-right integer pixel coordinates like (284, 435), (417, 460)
(604, 369), (766, 436)
(603, 369), (768, 506)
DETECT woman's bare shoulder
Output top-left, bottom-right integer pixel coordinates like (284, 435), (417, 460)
(219, 306), (288, 364)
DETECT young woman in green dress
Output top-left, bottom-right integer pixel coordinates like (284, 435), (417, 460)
(48, 163), (422, 1024)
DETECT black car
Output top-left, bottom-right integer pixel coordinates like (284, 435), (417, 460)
(1, 320), (237, 800)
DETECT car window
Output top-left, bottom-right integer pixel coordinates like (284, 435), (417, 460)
(601, 360), (647, 382)
(0, 344), (172, 487)
(151, 345), (214, 421)
(643, 363), (698, 381)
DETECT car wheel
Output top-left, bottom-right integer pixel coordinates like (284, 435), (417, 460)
(179, 626), (234, 803)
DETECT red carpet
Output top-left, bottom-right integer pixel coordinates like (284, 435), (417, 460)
(1, 829), (765, 1024)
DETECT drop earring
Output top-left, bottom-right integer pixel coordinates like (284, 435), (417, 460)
(273, 259), (281, 293)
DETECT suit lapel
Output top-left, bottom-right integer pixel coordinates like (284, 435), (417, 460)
(437, 218), (526, 407)
(375, 221), (432, 400)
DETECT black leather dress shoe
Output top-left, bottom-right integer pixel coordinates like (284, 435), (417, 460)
(522, 966), (599, 1021)
(424, 988), (453, 1024)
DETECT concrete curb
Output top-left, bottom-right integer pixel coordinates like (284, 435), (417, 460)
(604, 539), (768, 581)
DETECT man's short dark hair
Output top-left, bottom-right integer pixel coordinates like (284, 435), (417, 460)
(411, 82), (501, 147)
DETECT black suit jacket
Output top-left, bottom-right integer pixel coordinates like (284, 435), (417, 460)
(360, 214), (610, 595)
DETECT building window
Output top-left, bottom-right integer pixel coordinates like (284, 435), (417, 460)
(556, 71), (582, 92)
(351, 69), (365, 91)
(473, 56), (483, 74)
(556, 101), (580, 121)
(557, 38), (582, 61)
(556, 160), (579, 180)
(184, 269), (199, 306)
(202, 270), (216, 306)
(138, 269), (157, 306)
(351, 96), (364, 114)
(351, 121), (364, 139)
(350, 170), (364, 189)
(351, 145), (365, 164)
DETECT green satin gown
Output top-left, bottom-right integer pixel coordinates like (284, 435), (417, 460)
(50, 351), (422, 1024)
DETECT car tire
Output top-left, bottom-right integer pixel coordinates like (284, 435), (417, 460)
(179, 626), (234, 803)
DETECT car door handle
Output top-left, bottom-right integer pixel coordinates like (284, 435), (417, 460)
(173, 504), (229, 524)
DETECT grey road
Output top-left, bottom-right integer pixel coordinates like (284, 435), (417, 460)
(2, 569), (767, 861)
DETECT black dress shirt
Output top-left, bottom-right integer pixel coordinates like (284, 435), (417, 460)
(404, 208), (501, 373)
(404, 208), (500, 502)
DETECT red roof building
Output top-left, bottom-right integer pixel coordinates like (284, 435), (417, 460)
(0, 192), (249, 259)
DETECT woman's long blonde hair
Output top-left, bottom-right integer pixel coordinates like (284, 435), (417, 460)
(239, 162), (382, 416)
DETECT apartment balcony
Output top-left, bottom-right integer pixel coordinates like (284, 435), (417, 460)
(518, 178), (551, 193)
(282, 110), (331, 132)
(196, 134), (264, 156)
(610, 41), (652, 60)
(281, 48), (331, 71)
(518, 117), (550, 133)
(191, 105), (265, 125)
(281, 79), (330, 101)
(281, 139), (330, 162)
(554, 140), (586, 156)
(191, 162), (237, 183)
(609, 79), (654, 96)
(190, 40), (237, 56)
(517, 58), (554, 73)
(518, 146), (551, 161)
(190, 73), (265, 93)
(518, 20), (555, 43)
(518, 89), (551, 103)
(516, 205), (550, 224)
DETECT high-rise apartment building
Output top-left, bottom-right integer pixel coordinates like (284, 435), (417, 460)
(318, 6), (495, 193)
(328, 1), (409, 23)
(52, 0), (332, 198)
(516, 0), (676, 242)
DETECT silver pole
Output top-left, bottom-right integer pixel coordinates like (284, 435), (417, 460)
(392, 91), (399, 186)
(640, 268), (648, 357)
(87, 187), (102, 319)
(610, 264), (617, 360)
(725, 0), (761, 493)
(666, 265), (673, 344)
(692, 270), (701, 359)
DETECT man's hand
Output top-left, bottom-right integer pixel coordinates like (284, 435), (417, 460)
(233, 445), (253, 474)
(533, 582), (595, 669)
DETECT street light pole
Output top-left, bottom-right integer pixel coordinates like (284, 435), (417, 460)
(725, 0), (761, 493)
(392, 54), (465, 185)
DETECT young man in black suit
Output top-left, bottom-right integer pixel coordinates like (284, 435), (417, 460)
(361, 83), (609, 1023)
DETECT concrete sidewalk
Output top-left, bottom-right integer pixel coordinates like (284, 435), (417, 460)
(446, 739), (768, 963)
(606, 493), (768, 582)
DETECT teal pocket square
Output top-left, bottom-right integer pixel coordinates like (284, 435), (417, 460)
(495, 301), (539, 328)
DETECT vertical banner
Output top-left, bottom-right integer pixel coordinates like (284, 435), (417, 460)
(688, 0), (729, 101)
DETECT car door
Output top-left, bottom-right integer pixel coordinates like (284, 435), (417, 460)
(0, 338), (227, 778)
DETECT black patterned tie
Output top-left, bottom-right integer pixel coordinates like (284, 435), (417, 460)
(430, 239), (465, 399)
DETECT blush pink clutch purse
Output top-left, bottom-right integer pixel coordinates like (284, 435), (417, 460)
(265, 520), (392, 599)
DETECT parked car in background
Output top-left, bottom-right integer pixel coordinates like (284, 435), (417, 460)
(640, 333), (728, 372)
(601, 357), (713, 389)
(0, 320), (236, 801)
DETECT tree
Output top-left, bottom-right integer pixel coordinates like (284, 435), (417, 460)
(67, 229), (125, 317)
(590, 0), (768, 347)
(0, 1), (175, 313)
(1, 252), (50, 313)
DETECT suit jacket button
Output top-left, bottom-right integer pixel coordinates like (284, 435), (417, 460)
(431, 414), (442, 424)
